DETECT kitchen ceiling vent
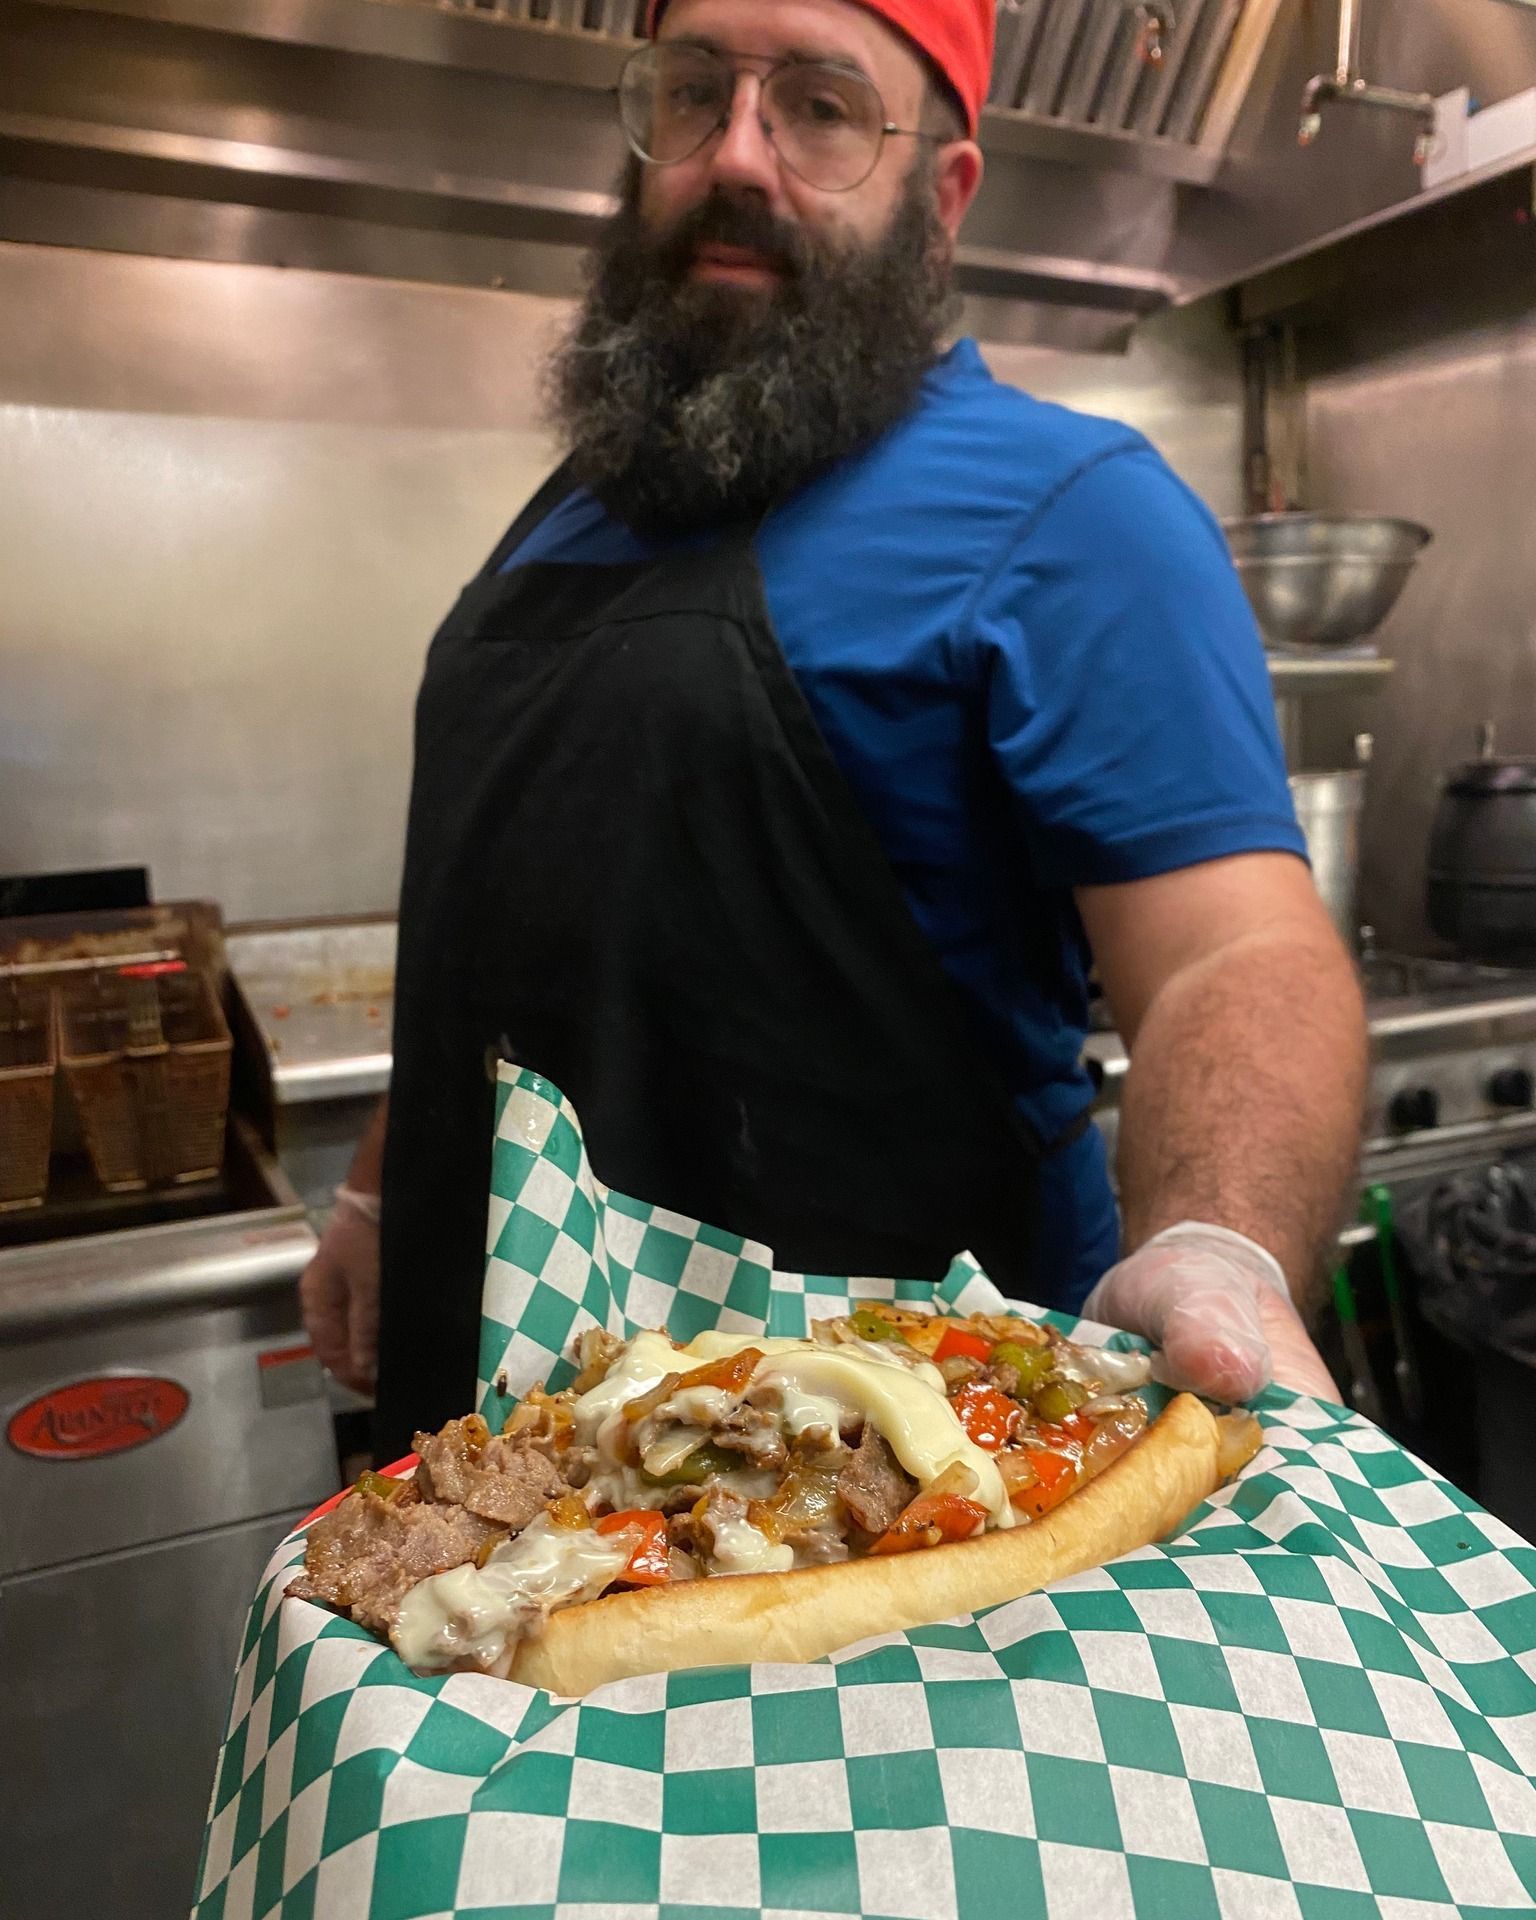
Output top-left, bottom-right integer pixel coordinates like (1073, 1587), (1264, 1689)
(429, 0), (645, 32)
(403, 0), (1281, 162)
(992, 0), (1266, 150)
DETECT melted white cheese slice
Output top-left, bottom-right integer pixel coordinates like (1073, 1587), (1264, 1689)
(664, 1384), (735, 1425)
(751, 1348), (1013, 1528)
(571, 1329), (682, 1444)
(392, 1515), (632, 1674)
(677, 1330), (1011, 1528)
(710, 1512), (794, 1575)
(751, 1375), (844, 1446)
(569, 1326), (1013, 1528)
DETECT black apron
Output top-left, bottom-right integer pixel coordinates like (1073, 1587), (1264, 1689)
(375, 469), (1052, 1456)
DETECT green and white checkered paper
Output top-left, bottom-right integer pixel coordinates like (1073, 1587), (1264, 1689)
(195, 1066), (1536, 1919)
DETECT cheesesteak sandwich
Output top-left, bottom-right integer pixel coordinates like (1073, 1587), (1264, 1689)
(289, 1304), (1261, 1695)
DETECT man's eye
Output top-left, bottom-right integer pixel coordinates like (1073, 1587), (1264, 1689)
(773, 77), (863, 132)
(803, 94), (851, 125)
(667, 82), (720, 112)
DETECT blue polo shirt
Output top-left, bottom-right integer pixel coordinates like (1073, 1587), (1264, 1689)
(503, 338), (1304, 1308)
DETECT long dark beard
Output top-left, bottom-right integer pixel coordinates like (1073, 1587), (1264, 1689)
(547, 159), (958, 536)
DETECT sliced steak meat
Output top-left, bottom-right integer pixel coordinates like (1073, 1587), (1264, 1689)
(657, 1483), (706, 1516)
(288, 1489), (502, 1638)
(504, 1399), (581, 1465)
(783, 1527), (849, 1564)
(558, 1443), (598, 1491)
(412, 1416), (484, 1505)
(667, 1487), (746, 1556)
(699, 1486), (748, 1544)
(978, 1360), (1021, 1399)
(412, 1422), (572, 1532)
(466, 1441), (570, 1527)
(666, 1509), (704, 1555)
(710, 1403), (788, 1471)
(836, 1425), (917, 1537)
(668, 1485), (754, 1557)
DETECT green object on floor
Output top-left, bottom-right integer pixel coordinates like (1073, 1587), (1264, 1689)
(1332, 1257), (1384, 1425)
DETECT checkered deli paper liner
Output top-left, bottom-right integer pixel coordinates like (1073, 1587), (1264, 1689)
(195, 1066), (1536, 1920)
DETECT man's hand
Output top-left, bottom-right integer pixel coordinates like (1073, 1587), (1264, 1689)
(300, 1185), (381, 1396)
(1074, 853), (1365, 1409)
(1084, 1221), (1340, 1405)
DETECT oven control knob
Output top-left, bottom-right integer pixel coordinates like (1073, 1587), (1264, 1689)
(1390, 1086), (1441, 1132)
(1488, 1067), (1536, 1111)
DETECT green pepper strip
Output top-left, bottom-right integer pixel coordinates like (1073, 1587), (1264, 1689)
(849, 1308), (910, 1345)
(1031, 1379), (1088, 1422)
(641, 1441), (749, 1488)
(992, 1340), (1052, 1391)
(356, 1470), (407, 1503)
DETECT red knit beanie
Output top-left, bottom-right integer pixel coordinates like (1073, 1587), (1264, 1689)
(644, 1), (994, 138)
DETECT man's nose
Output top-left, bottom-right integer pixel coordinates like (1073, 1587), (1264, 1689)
(703, 73), (783, 200)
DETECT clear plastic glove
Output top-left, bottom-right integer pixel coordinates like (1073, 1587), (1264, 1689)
(1083, 1221), (1340, 1406)
(299, 1184), (381, 1396)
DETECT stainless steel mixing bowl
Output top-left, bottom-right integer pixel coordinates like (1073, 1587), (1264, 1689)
(1222, 513), (1432, 648)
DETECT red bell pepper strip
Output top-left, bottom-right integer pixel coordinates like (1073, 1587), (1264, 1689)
(1005, 1411), (1106, 1518)
(672, 1348), (764, 1396)
(949, 1380), (1022, 1452)
(596, 1509), (673, 1584)
(1008, 1449), (1079, 1521)
(933, 1325), (995, 1365)
(1033, 1413), (1096, 1450)
(868, 1490), (990, 1555)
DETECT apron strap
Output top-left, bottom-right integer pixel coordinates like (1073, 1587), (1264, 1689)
(481, 457), (580, 577)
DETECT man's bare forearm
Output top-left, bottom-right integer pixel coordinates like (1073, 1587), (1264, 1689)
(1115, 929), (1367, 1307)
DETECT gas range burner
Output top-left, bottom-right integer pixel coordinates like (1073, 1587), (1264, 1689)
(1085, 944), (1536, 1168)
(1353, 949), (1536, 1158)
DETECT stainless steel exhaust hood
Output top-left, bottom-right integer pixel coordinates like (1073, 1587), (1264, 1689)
(403, 0), (1280, 181)
(1, 0), (1534, 348)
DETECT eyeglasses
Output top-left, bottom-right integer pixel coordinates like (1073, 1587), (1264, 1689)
(617, 42), (943, 194)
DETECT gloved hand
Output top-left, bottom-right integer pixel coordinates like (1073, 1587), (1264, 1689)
(1083, 1221), (1340, 1405)
(299, 1184), (381, 1396)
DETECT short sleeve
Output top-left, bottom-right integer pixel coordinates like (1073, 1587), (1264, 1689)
(972, 445), (1306, 889)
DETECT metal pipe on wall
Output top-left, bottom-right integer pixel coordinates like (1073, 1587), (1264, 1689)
(1298, 0), (1439, 162)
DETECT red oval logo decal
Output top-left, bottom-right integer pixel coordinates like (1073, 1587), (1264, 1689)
(7, 1375), (190, 1460)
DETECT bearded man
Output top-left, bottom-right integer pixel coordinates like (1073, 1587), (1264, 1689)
(302, 0), (1367, 1458)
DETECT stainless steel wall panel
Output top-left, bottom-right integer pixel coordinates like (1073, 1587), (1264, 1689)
(436, 0), (639, 31)
(1298, 289), (1536, 953)
(1171, 0), (1536, 299)
(0, 1516), (296, 1920)
(0, 239), (1242, 920)
(0, 1297), (334, 1577)
(1, 3), (630, 202)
